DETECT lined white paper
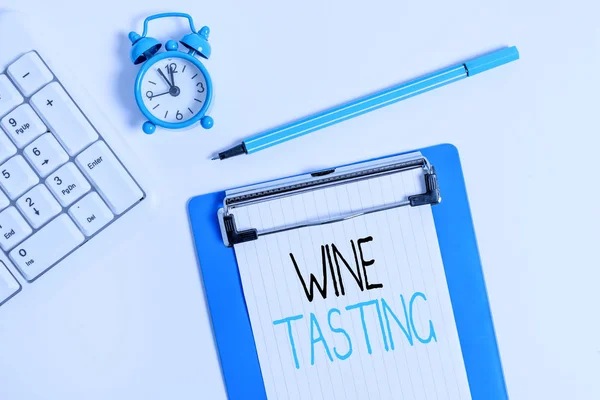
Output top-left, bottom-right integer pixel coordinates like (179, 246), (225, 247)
(232, 168), (471, 400)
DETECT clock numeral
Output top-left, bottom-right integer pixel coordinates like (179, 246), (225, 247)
(165, 63), (177, 74)
(197, 82), (205, 93)
(176, 110), (183, 121)
(146, 91), (154, 100)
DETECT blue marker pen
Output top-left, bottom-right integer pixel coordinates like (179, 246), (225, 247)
(213, 46), (519, 160)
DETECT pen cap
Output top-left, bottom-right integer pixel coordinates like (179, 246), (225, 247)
(464, 46), (519, 76)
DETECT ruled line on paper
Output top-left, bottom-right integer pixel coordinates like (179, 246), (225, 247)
(232, 169), (472, 400)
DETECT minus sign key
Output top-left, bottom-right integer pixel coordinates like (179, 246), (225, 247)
(7, 51), (54, 97)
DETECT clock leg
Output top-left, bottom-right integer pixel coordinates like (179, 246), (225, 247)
(142, 121), (156, 134)
(201, 116), (214, 129)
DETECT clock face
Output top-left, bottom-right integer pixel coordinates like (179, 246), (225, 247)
(139, 56), (209, 124)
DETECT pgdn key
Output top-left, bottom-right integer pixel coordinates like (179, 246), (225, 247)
(46, 163), (90, 206)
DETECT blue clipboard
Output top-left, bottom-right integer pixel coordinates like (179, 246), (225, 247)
(188, 143), (507, 400)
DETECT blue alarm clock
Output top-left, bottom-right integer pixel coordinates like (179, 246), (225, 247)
(128, 13), (214, 134)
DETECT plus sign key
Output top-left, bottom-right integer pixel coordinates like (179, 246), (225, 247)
(31, 82), (98, 156)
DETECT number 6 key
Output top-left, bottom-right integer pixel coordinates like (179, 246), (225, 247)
(24, 133), (69, 177)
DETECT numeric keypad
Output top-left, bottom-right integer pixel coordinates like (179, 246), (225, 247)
(0, 50), (144, 290)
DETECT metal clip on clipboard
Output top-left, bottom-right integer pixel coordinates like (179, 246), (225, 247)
(217, 152), (441, 247)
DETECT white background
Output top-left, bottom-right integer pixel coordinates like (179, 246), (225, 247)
(0, 0), (598, 399)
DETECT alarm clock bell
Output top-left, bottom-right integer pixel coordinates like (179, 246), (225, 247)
(180, 26), (211, 59)
(128, 32), (161, 65)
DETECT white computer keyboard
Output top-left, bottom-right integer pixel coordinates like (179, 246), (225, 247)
(0, 50), (145, 305)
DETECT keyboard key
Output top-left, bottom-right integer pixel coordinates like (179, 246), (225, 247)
(75, 141), (143, 214)
(69, 192), (114, 236)
(0, 207), (32, 251)
(1, 104), (47, 147)
(10, 214), (84, 281)
(0, 155), (39, 199)
(0, 74), (23, 117)
(0, 190), (9, 210)
(7, 51), (53, 97)
(17, 185), (61, 229)
(30, 82), (98, 155)
(24, 133), (68, 177)
(0, 261), (20, 306)
(46, 162), (90, 206)
(0, 130), (17, 164)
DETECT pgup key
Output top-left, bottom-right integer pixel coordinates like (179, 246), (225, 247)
(1, 104), (47, 148)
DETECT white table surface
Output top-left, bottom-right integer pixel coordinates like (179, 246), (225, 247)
(1, 0), (599, 399)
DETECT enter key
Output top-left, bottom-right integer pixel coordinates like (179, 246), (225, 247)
(75, 141), (144, 215)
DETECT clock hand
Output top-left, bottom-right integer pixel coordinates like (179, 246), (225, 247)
(147, 90), (171, 100)
(168, 65), (176, 87)
(157, 68), (173, 88)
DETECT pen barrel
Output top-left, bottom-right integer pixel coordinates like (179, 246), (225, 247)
(244, 46), (518, 154)
(464, 46), (519, 76)
(245, 65), (468, 153)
